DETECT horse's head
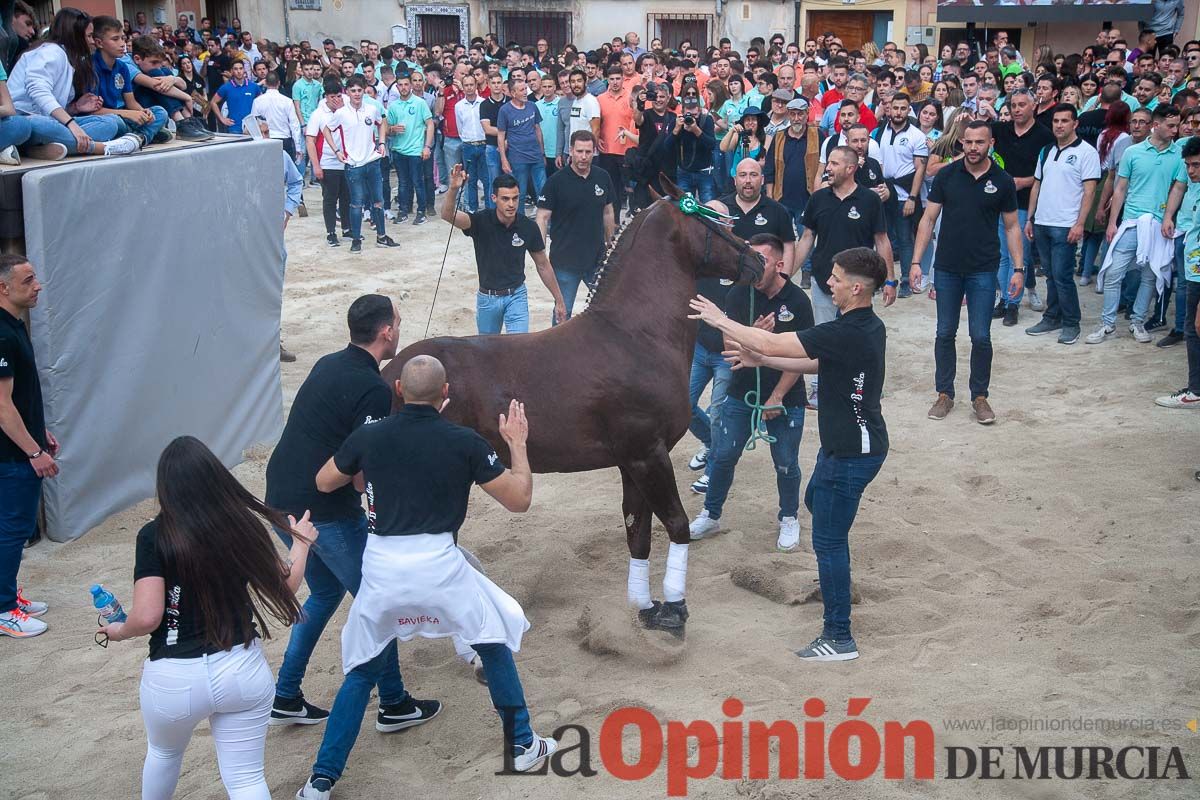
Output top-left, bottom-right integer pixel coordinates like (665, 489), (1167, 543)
(654, 181), (765, 288)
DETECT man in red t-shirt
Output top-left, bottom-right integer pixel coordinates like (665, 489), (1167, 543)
(440, 63), (469, 189)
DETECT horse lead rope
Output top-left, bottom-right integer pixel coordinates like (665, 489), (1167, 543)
(677, 195), (781, 452)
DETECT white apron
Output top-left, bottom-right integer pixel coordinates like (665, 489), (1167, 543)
(341, 533), (530, 674)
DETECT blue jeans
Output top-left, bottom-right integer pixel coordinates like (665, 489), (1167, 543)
(1033, 225), (1081, 328)
(996, 208), (1031, 307)
(805, 449), (886, 641)
(273, 515), (406, 703)
(1173, 237), (1187, 333)
(391, 152), (426, 215)
(1079, 231), (1105, 279)
(476, 284), (529, 334)
(552, 267), (595, 325)
(934, 270), (995, 400)
(1100, 227), (1157, 327)
(115, 105), (168, 145)
(688, 342), (731, 453)
(705, 398), (805, 520)
(675, 167), (715, 203)
(0, 115), (33, 150)
(312, 641), (531, 783)
(484, 144), (501, 209)
(442, 136), (463, 185)
(346, 161), (385, 240)
(378, 157), (391, 211)
(0, 461), (40, 613)
(509, 160), (546, 216)
(886, 204), (915, 290)
(461, 142), (486, 212)
(22, 113), (122, 155)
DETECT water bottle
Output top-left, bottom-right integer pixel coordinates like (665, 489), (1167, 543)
(90, 584), (127, 623)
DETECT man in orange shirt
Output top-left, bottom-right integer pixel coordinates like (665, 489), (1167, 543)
(597, 64), (635, 216)
(619, 51), (643, 93)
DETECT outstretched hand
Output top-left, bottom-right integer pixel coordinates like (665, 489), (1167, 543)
(498, 399), (528, 448)
(722, 342), (764, 370)
(688, 295), (725, 326)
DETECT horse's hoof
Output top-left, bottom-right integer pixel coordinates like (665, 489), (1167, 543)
(637, 600), (662, 628)
(644, 599), (688, 638)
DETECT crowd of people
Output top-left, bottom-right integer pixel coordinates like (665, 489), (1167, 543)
(2, 7), (1200, 799)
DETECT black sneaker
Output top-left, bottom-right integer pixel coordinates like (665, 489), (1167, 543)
(1157, 330), (1184, 348)
(992, 299), (1007, 319)
(413, 213), (427, 226)
(395, 212), (409, 224)
(269, 694), (329, 726)
(376, 697), (442, 733)
(795, 635), (859, 662)
(341, 230), (353, 239)
(350, 239), (362, 253)
(376, 235), (400, 248)
(1002, 305), (1018, 327)
(326, 233), (339, 247)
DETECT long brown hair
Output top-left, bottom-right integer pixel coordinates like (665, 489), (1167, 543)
(154, 436), (304, 651)
(34, 7), (96, 101)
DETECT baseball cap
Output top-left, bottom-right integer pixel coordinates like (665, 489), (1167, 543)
(770, 88), (794, 102)
(786, 98), (810, 112)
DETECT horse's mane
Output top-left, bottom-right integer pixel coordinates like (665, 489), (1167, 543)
(582, 201), (659, 311)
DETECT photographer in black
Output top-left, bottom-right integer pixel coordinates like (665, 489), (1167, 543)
(630, 80), (677, 212)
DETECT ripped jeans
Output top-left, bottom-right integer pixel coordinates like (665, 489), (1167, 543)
(704, 397), (805, 521)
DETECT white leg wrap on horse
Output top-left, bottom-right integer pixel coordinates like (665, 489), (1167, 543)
(628, 558), (653, 609)
(663, 543), (688, 602)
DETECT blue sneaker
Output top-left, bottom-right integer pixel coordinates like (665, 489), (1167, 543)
(795, 636), (859, 662)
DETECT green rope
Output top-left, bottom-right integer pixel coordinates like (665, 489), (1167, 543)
(676, 194), (780, 452)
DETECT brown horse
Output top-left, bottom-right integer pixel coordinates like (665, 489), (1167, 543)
(383, 185), (764, 634)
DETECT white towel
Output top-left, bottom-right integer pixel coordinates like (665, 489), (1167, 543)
(341, 533), (530, 674)
(1097, 213), (1182, 294)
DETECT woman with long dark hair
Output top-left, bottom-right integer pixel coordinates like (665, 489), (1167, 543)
(99, 436), (315, 800)
(1081, 101), (1132, 286)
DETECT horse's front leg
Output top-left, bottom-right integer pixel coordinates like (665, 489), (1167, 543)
(623, 444), (690, 637)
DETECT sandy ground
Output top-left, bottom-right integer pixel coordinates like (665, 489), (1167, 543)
(3, 183), (1199, 800)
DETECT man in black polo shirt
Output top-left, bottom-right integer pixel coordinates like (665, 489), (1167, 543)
(792, 146), (895, 406)
(709, 157), (797, 275)
(689, 247), (890, 663)
(480, 73), (507, 209)
(689, 233), (814, 553)
(0, 255), (56, 639)
(266, 294), (442, 727)
(442, 169), (566, 334)
(912, 120), (1025, 425)
(536, 130), (616, 322)
(297, 357), (555, 798)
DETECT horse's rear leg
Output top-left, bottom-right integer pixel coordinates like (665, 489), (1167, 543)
(620, 468), (659, 626)
(624, 445), (692, 635)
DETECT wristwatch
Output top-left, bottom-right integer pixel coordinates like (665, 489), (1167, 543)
(1013, 267), (1025, 273)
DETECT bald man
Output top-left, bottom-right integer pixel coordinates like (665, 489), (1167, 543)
(710, 158), (798, 275)
(302, 357), (555, 796)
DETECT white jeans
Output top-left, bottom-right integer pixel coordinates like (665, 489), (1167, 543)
(139, 641), (275, 799)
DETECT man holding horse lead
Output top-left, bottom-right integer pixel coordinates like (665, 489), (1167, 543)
(690, 246), (890, 664)
(688, 232), (814, 553)
(442, 166), (567, 334)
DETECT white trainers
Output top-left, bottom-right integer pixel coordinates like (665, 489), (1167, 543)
(1028, 288), (1044, 312)
(689, 473), (709, 494)
(777, 517), (801, 552)
(384, 209), (396, 221)
(512, 733), (558, 772)
(1085, 324), (1115, 344)
(295, 776), (334, 799)
(104, 133), (142, 156)
(0, 145), (19, 165)
(689, 509), (721, 540)
(0, 608), (48, 638)
(688, 445), (708, 471)
(1129, 322), (1151, 343)
(16, 587), (47, 617)
(1154, 389), (1200, 409)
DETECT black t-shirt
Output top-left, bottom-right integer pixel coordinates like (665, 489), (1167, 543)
(463, 210), (545, 290)
(265, 345), (392, 521)
(927, 159), (1018, 273)
(640, 109), (678, 173)
(990, 120), (1054, 208)
(537, 165), (614, 275)
(333, 404), (505, 541)
(1076, 108), (1107, 147)
(0, 308), (46, 461)
(481, 96), (505, 147)
(796, 307), (888, 458)
(204, 54), (230, 95)
(717, 192), (797, 246)
(725, 280), (814, 407)
(801, 184), (887, 294)
(855, 156), (886, 190)
(694, 277), (731, 353)
(134, 518), (257, 660)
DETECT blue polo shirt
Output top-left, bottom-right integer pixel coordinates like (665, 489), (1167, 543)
(1117, 138), (1183, 221)
(93, 51), (135, 110)
(1181, 171), (1200, 283)
(215, 78), (263, 131)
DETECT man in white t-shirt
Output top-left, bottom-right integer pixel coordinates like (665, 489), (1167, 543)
(1024, 103), (1101, 345)
(564, 68), (600, 158)
(306, 78), (351, 247)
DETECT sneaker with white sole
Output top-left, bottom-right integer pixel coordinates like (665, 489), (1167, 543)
(1154, 389), (1200, 409)
(777, 516), (800, 552)
(270, 694), (330, 726)
(689, 509), (720, 540)
(16, 587), (47, 617)
(0, 145), (19, 165)
(26, 142), (68, 161)
(688, 445), (708, 471)
(0, 607), (47, 638)
(795, 635), (859, 662)
(1027, 288), (1044, 312)
(295, 775), (334, 799)
(512, 733), (558, 772)
(1085, 324), (1115, 344)
(689, 473), (709, 495)
(384, 209), (396, 221)
(1129, 322), (1151, 343)
(104, 133), (142, 156)
(376, 697), (442, 732)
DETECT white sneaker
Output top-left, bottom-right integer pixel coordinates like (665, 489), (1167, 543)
(295, 776), (333, 799)
(777, 517), (801, 552)
(689, 509), (720, 540)
(1085, 324), (1115, 344)
(512, 733), (558, 772)
(1028, 288), (1044, 312)
(0, 145), (19, 165)
(1129, 322), (1151, 343)
(0, 608), (47, 638)
(1154, 389), (1200, 409)
(103, 133), (141, 156)
(16, 587), (47, 617)
(384, 209), (396, 221)
(689, 473), (709, 495)
(1078, 276), (1091, 287)
(687, 445), (708, 471)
